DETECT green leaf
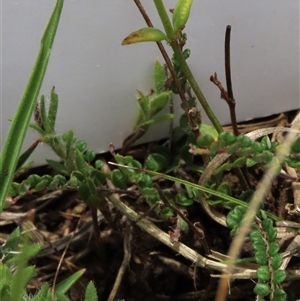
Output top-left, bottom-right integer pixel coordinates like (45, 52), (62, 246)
(6, 228), (21, 247)
(34, 180), (49, 191)
(182, 48), (191, 60)
(252, 152), (273, 164)
(47, 87), (59, 131)
(231, 157), (247, 168)
(54, 291), (70, 301)
(20, 265), (36, 289)
(260, 135), (271, 150)
(76, 140), (87, 152)
(291, 137), (300, 153)
(196, 134), (215, 148)
(26, 174), (42, 187)
(55, 268), (86, 294)
(84, 281), (98, 301)
(111, 169), (128, 189)
(269, 241), (279, 256)
(145, 153), (167, 171)
(264, 226), (277, 242)
(256, 265), (270, 281)
(273, 288), (287, 301)
(172, 0), (194, 34)
(75, 149), (91, 175)
(239, 190), (254, 202)
(10, 242), (36, 301)
(48, 175), (66, 190)
(271, 253), (283, 270)
(254, 250), (267, 265)
(138, 114), (174, 127)
(176, 193), (193, 206)
(179, 218), (189, 232)
(90, 170), (106, 186)
(253, 283), (270, 296)
(7, 182), (20, 197)
(136, 90), (150, 116)
(62, 129), (76, 144)
(39, 95), (50, 132)
(154, 60), (166, 94)
(237, 135), (252, 147)
(84, 150), (96, 163)
(160, 206), (174, 219)
(273, 270), (286, 284)
(0, 0), (64, 212)
(199, 123), (218, 140)
(252, 141), (264, 153)
(226, 205), (246, 229)
(46, 159), (69, 175)
(72, 171), (85, 182)
(78, 180), (98, 204)
(141, 187), (160, 205)
(217, 182), (232, 196)
(124, 156), (134, 165)
(122, 27), (167, 45)
(136, 173), (152, 189)
(18, 180), (31, 196)
(218, 131), (237, 146)
(226, 142), (240, 155)
(16, 139), (40, 171)
(95, 160), (104, 170)
(148, 91), (172, 117)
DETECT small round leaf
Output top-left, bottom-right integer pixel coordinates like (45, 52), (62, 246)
(176, 193), (193, 206)
(271, 253), (283, 270)
(273, 270), (286, 284)
(111, 169), (128, 189)
(253, 283), (270, 296)
(256, 265), (270, 281)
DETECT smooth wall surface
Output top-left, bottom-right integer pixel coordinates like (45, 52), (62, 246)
(1, 1), (299, 165)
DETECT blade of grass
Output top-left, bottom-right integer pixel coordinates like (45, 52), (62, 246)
(0, 0), (64, 211)
(108, 162), (279, 221)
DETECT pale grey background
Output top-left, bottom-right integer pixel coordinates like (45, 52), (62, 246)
(1, 1), (299, 165)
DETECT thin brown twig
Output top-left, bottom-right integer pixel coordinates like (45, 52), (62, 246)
(224, 27), (233, 102)
(107, 220), (132, 301)
(210, 26), (239, 136)
(224, 25), (239, 136)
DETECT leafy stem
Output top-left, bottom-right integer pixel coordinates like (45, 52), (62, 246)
(153, 0), (223, 133)
(170, 42), (223, 133)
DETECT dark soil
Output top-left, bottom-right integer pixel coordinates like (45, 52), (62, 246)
(1, 111), (300, 301)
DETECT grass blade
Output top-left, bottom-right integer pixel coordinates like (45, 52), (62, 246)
(0, 0), (64, 211)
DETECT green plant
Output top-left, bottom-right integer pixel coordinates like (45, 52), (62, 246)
(0, 1), (98, 299)
(122, 0), (223, 134)
(121, 60), (174, 153)
(0, 227), (97, 301)
(1, 0), (299, 300)
(227, 208), (287, 301)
